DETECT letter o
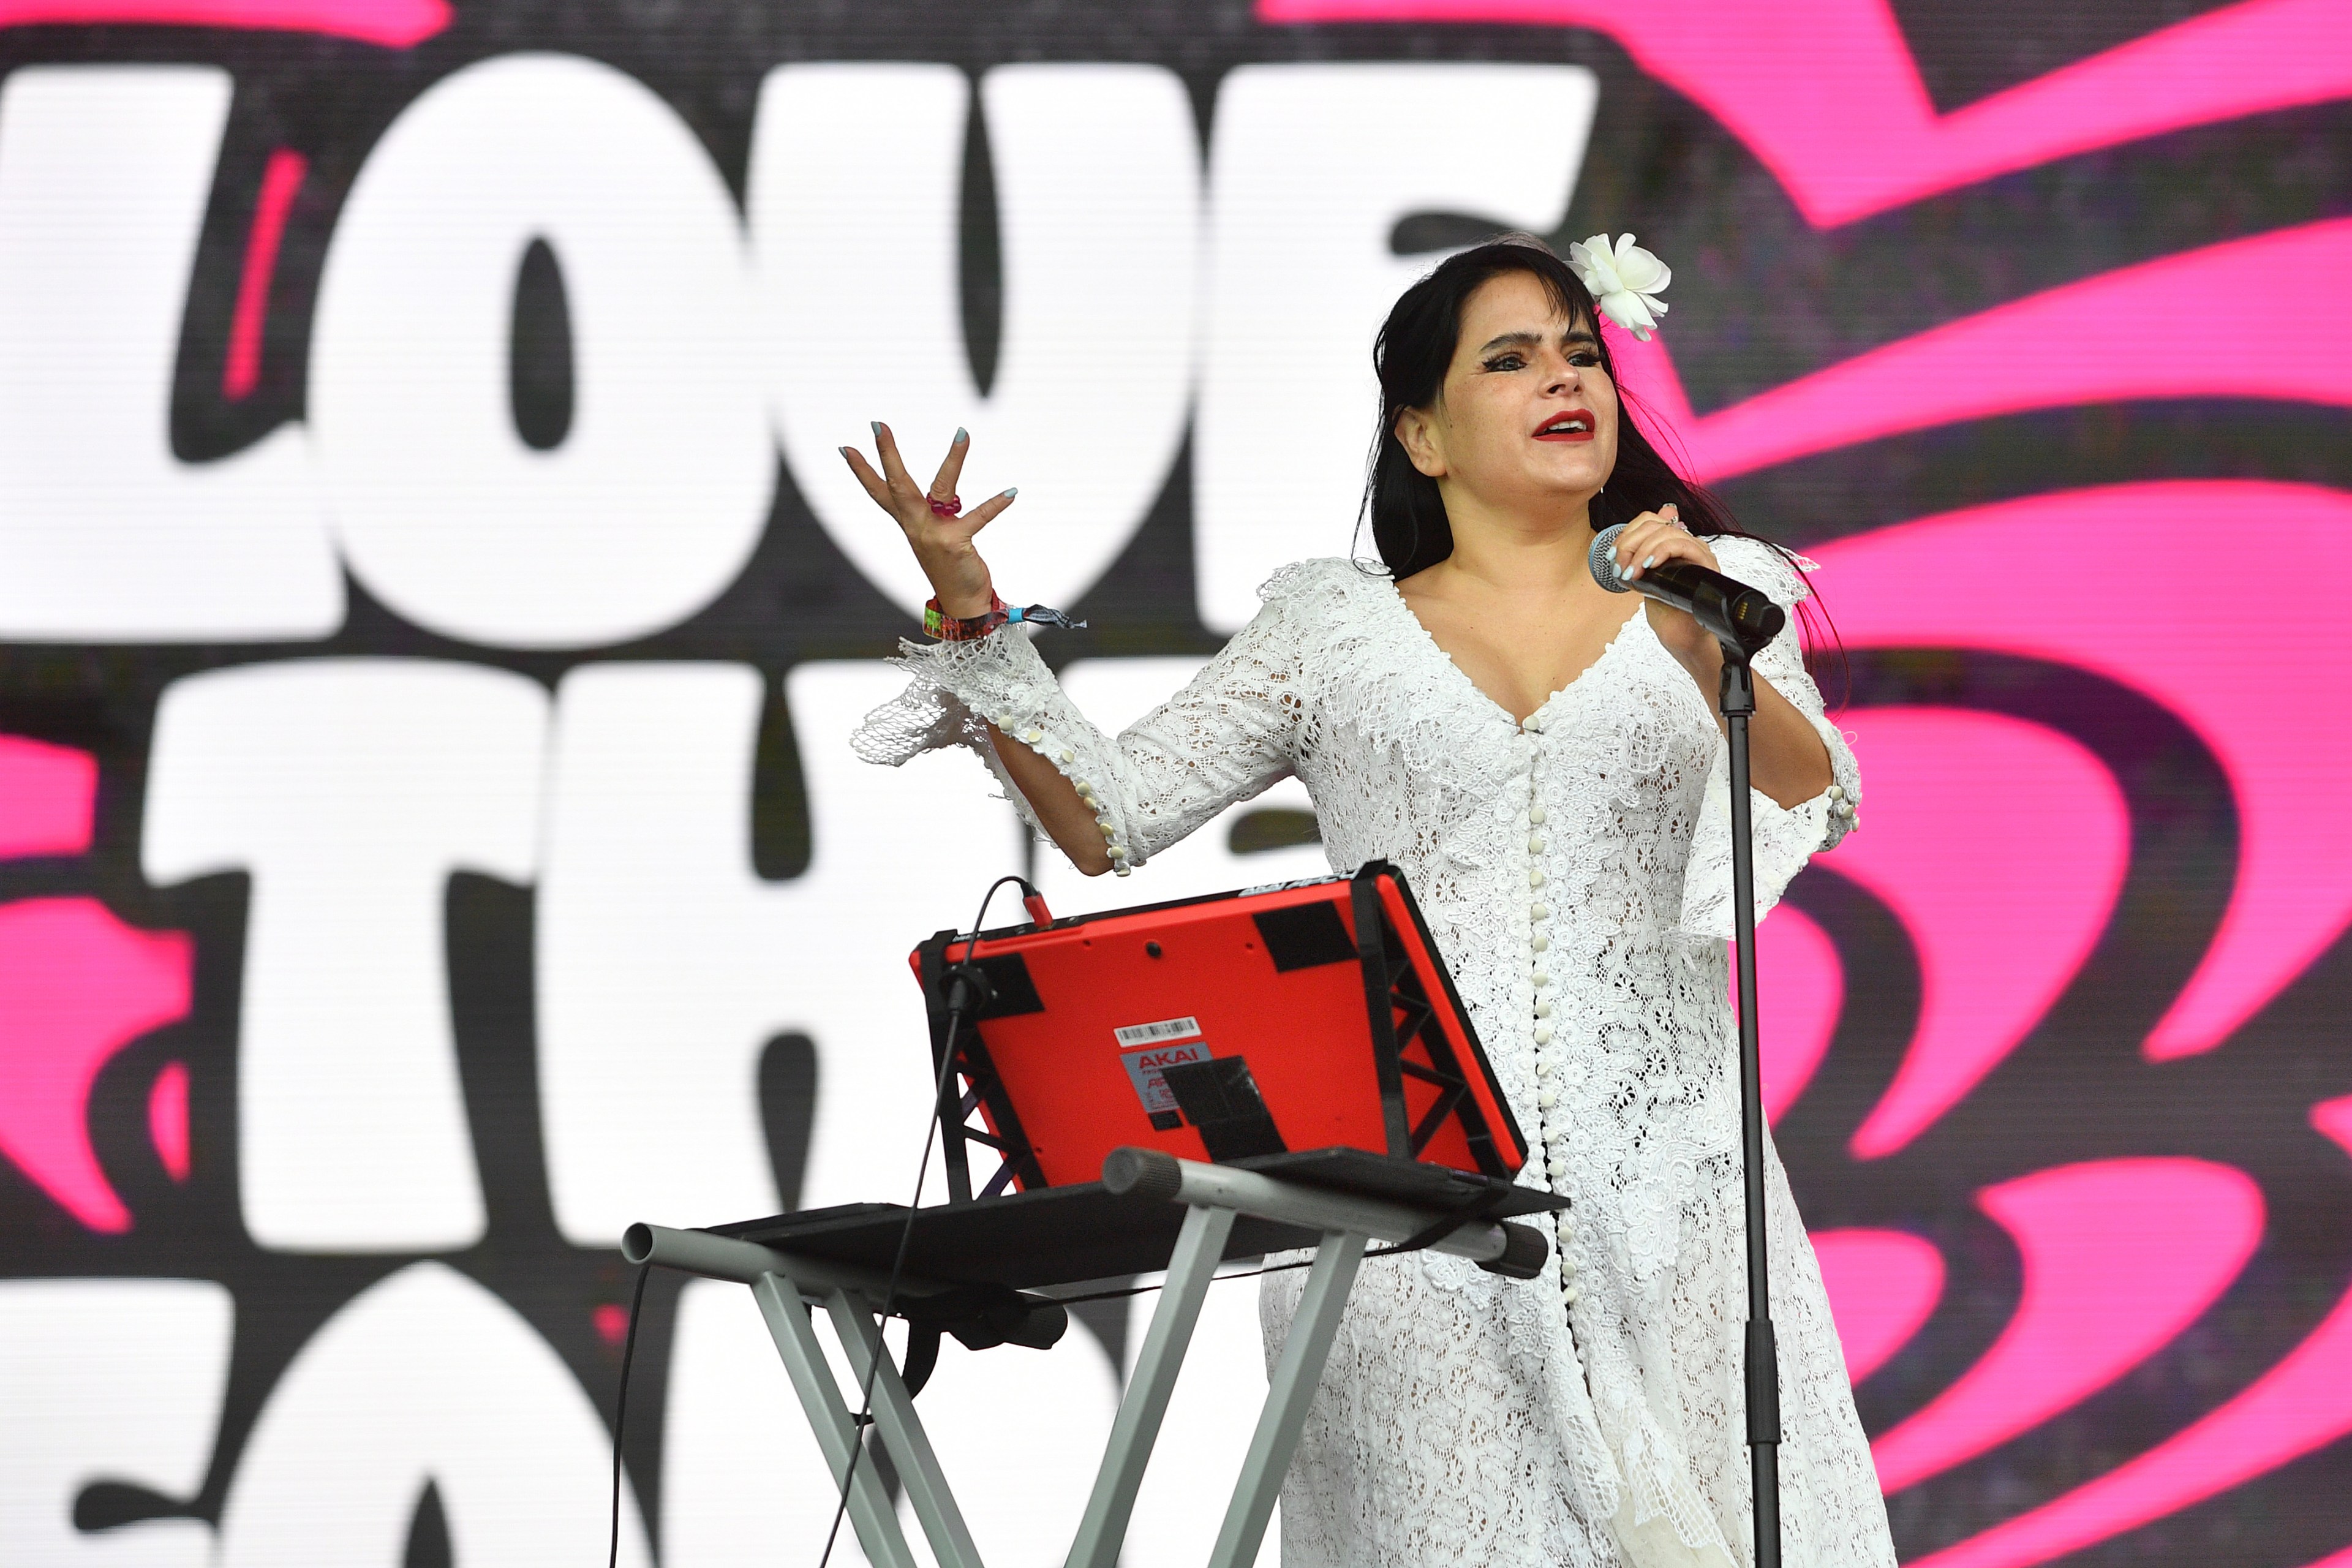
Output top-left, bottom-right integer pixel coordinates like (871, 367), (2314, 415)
(311, 54), (771, 649)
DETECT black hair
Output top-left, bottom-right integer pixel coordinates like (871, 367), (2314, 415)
(1358, 233), (1839, 692)
(1362, 233), (1744, 576)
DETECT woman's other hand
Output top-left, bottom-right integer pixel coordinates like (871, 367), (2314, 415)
(842, 423), (1017, 617)
(1614, 503), (1723, 670)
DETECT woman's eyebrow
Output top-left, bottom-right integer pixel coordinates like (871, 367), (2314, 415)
(1476, 326), (1600, 355)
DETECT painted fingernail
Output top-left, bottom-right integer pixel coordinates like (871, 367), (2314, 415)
(1001, 487), (1019, 499)
(870, 421), (884, 438)
(1642, 554), (1658, 568)
(953, 426), (969, 445)
(839, 446), (851, 458)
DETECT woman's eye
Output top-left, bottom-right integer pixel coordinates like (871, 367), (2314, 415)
(1570, 351), (1600, 366)
(1483, 355), (1526, 372)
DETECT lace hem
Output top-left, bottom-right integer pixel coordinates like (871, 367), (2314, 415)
(1676, 539), (1862, 939)
(1675, 714), (1859, 938)
(850, 580), (1313, 876)
(848, 627), (1150, 874)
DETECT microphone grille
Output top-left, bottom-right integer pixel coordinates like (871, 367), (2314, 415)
(1588, 524), (1631, 593)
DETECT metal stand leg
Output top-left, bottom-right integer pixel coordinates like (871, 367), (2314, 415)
(1208, 1229), (1368, 1568)
(630, 1158), (1541, 1568)
(1065, 1203), (1240, 1568)
(749, 1272), (922, 1568)
(826, 1287), (988, 1568)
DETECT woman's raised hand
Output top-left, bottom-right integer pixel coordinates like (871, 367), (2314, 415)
(842, 423), (1017, 618)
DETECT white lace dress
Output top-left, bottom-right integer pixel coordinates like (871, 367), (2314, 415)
(851, 537), (1896, 1568)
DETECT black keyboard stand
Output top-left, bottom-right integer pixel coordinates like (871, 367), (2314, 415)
(625, 1147), (1566, 1568)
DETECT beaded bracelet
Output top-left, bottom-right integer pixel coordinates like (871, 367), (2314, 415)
(922, 594), (1088, 641)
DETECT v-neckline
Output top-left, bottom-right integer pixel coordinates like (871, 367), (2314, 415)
(1382, 575), (1649, 731)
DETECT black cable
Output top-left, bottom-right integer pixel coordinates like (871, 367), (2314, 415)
(607, 1262), (651, 1568)
(1039, 1241), (1425, 1310)
(815, 873), (1031, 1568)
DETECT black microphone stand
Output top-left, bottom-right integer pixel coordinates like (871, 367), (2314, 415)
(1586, 519), (1790, 1564)
(1717, 643), (1782, 1568)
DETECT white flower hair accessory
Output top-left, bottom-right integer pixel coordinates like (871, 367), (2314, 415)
(1567, 233), (1672, 341)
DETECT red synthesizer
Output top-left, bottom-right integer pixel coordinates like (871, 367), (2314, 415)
(907, 862), (1528, 1195)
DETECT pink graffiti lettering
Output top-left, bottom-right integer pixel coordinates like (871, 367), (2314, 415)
(1735, 903), (1842, 1125)
(222, 150), (308, 401)
(0, 736), (97, 859)
(1257, 0), (2352, 228)
(1910, 1099), (2352, 1568)
(1823, 710), (2127, 1159)
(1813, 483), (2352, 1061)
(1811, 1228), (1944, 1385)
(0, 898), (194, 1231)
(1872, 1159), (2263, 1494)
(148, 1059), (190, 1183)
(0, 0), (449, 46)
(1604, 221), (2352, 483)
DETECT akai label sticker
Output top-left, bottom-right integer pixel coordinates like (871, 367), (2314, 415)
(1120, 1040), (1210, 1115)
(1114, 1015), (1202, 1049)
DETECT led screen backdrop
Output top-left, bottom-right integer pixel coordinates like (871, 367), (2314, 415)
(1, 1), (2349, 1565)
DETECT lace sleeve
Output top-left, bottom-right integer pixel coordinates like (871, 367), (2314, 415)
(1676, 537), (1861, 939)
(849, 595), (1306, 876)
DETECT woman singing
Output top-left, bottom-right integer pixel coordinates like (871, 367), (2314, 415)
(846, 235), (1896, 1568)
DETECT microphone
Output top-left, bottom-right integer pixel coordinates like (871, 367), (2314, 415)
(1588, 524), (1785, 656)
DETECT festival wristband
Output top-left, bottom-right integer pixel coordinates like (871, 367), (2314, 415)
(922, 594), (1088, 641)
